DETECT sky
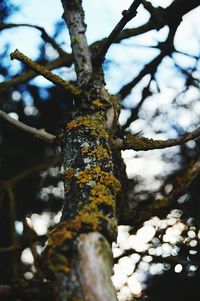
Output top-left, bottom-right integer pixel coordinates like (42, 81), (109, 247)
(3, 0), (200, 91)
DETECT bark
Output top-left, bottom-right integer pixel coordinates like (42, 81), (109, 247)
(50, 233), (117, 301)
(44, 100), (121, 300)
(43, 1), (121, 300)
(61, 0), (92, 86)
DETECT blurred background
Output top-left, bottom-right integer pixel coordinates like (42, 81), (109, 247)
(0, 0), (200, 300)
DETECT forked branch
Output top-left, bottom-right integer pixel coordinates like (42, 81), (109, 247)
(94, 0), (143, 65)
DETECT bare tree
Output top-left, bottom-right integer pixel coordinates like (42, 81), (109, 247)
(0, 0), (200, 300)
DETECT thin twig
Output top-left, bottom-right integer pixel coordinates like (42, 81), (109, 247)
(0, 0), (198, 95)
(0, 234), (47, 253)
(0, 110), (56, 144)
(0, 23), (66, 56)
(9, 154), (62, 187)
(118, 40), (174, 99)
(10, 49), (81, 96)
(94, 0), (143, 65)
(119, 156), (200, 227)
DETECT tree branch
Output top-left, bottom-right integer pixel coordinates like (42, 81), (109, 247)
(0, 155), (62, 189)
(0, 54), (72, 94)
(117, 0), (200, 99)
(114, 126), (200, 151)
(119, 157), (200, 227)
(10, 49), (81, 96)
(0, 0), (198, 95)
(94, 0), (143, 66)
(0, 282), (53, 300)
(61, 0), (92, 86)
(118, 34), (175, 99)
(0, 234), (47, 253)
(10, 155), (62, 187)
(121, 75), (153, 130)
(0, 110), (56, 144)
(0, 22), (154, 95)
(0, 23), (66, 56)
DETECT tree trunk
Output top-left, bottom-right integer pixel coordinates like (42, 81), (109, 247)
(43, 1), (121, 300)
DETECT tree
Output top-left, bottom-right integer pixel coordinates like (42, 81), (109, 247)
(0, 0), (200, 300)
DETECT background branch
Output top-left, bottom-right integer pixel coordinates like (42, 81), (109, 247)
(0, 110), (56, 144)
(94, 0), (143, 65)
(0, 23), (66, 56)
(119, 157), (200, 226)
(0, 0), (198, 95)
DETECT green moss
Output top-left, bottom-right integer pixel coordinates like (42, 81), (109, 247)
(46, 223), (73, 274)
(125, 135), (165, 151)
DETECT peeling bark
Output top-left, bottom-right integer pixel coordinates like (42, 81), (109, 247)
(77, 233), (118, 301)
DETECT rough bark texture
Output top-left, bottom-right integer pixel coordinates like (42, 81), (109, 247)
(43, 3), (121, 299)
(44, 96), (121, 300)
(61, 0), (92, 86)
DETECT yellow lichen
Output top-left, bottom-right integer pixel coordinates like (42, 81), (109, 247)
(81, 146), (90, 154)
(73, 35), (81, 44)
(91, 99), (105, 108)
(66, 115), (109, 139)
(76, 166), (121, 193)
(65, 167), (75, 180)
(48, 226), (73, 247)
(48, 166), (120, 237)
(60, 210), (117, 234)
(81, 144), (110, 161)
(95, 144), (110, 161)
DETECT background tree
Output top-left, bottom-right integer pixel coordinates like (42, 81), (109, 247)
(0, 0), (200, 300)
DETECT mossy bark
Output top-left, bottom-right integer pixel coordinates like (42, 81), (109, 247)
(43, 1), (121, 300)
(44, 104), (120, 300)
